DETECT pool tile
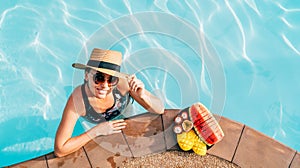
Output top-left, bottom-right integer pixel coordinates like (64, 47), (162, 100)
(8, 156), (47, 168)
(290, 152), (300, 168)
(162, 109), (181, 150)
(83, 133), (131, 168)
(233, 126), (296, 168)
(207, 116), (244, 161)
(122, 113), (166, 157)
(46, 148), (90, 168)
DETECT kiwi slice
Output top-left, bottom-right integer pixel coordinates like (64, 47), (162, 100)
(182, 120), (194, 132)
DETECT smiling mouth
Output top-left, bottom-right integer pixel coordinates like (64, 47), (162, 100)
(96, 88), (108, 94)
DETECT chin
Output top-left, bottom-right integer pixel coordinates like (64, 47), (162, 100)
(95, 94), (107, 99)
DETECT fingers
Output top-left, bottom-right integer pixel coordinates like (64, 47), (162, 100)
(109, 119), (127, 131)
(92, 120), (127, 137)
(110, 119), (126, 125)
(131, 81), (143, 92)
(112, 130), (122, 134)
(112, 122), (127, 130)
(128, 75), (144, 92)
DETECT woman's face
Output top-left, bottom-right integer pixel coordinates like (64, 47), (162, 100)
(85, 69), (118, 99)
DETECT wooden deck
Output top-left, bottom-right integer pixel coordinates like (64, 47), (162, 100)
(7, 109), (300, 168)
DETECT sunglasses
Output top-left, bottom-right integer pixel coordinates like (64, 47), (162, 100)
(92, 72), (119, 86)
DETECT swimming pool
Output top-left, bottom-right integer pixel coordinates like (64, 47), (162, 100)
(1, 0), (300, 166)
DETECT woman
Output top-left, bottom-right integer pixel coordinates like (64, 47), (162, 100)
(54, 48), (164, 157)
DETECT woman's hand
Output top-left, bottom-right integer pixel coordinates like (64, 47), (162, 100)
(88, 119), (127, 137)
(127, 74), (164, 114)
(127, 75), (146, 98)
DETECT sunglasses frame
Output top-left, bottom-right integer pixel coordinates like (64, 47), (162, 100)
(92, 72), (119, 86)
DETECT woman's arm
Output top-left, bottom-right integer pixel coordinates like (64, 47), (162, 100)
(127, 75), (165, 114)
(54, 94), (92, 157)
(54, 93), (127, 157)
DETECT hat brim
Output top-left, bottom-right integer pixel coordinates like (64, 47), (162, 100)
(72, 63), (130, 79)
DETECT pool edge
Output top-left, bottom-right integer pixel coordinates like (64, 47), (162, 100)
(7, 109), (300, 168)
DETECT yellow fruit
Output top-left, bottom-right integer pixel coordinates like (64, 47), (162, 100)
(177, 130), (197, 151)
(192, 136), (207, 156)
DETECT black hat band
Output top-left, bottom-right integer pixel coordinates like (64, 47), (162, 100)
(87, 60), (120, 72)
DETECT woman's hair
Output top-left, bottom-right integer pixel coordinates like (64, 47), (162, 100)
(84, 68), (92, 84)
(85, 68), (92, 73)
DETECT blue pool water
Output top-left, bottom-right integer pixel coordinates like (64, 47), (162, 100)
(1, 0), (300, 166)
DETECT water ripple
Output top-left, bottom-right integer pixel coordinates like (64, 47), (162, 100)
(21, 67), (51, 120)
(279, 16), (293, 28)
(282, 34), (300, 56)
(59, 1), (88, 42)
(29, 32), (63, 62)
(0, 5), (18, 29)
(245, 0), (261, 16)
(225, 0), (253, 64)
(2, 137), (54, 152)
(276, 2), (300, 12)
(0, 49), (8, 65)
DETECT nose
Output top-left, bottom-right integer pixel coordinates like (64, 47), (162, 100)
(99, 80), (110, 89)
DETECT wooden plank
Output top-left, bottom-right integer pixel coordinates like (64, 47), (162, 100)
(207, 116), (244, 162)
(46, 148), (91, 168)
(290, 152), (300, 168)
(8, 156), (47, 168)
(123, 113), (166, 157)
(83, 133), (131, 168)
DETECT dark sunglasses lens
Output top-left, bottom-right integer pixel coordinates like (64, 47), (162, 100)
(109, 76), (119, 86)
(93, 73), (119, 86)
(93, 73), (104, 84)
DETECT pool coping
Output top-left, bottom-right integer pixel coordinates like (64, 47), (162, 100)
(7, 109), (299, 168)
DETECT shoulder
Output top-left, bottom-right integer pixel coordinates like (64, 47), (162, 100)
(65, 85), (85, 116)
(72, 85), (83, 98)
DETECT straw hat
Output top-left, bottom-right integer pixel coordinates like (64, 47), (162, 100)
(72, 48), (129, 78)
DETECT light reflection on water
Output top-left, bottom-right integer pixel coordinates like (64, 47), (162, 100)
(0, 0), (300, 166)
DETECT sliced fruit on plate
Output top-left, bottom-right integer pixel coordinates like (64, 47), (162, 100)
(174, 115), (183, 124)
(177, 130), (196, 151)
(173, 125), (183, 134)
(189, 102), (224, 146)
(181, 111), (189, 120)
(192, 136), (207, 156)
(182, 120), (193, 132)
